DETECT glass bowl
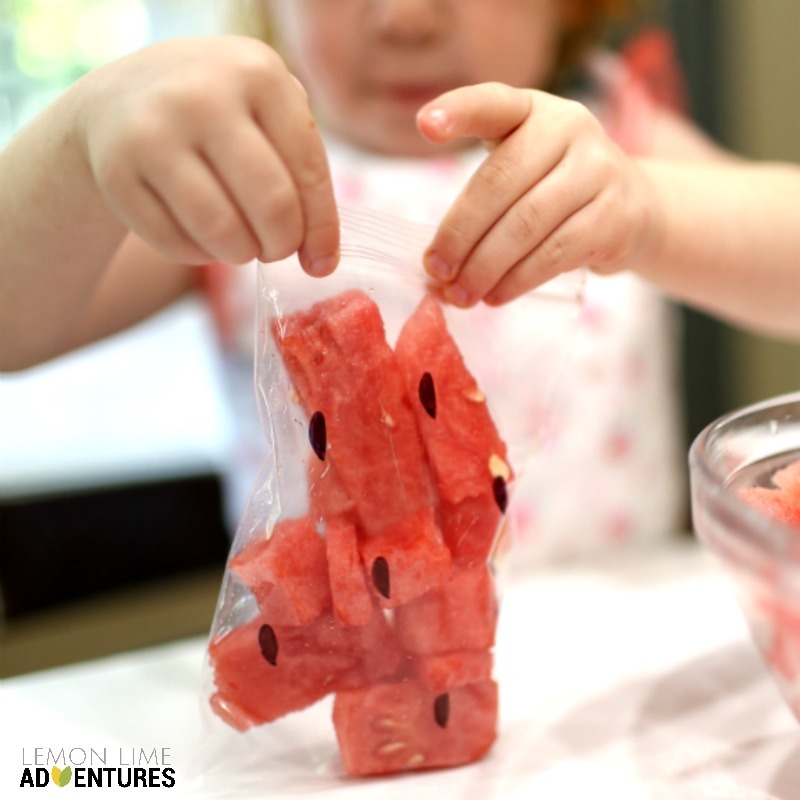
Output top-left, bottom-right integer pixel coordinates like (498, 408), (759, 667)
(689, 391), (800, 719)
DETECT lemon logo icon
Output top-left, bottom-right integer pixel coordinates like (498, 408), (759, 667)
(51, 766), (72, 787)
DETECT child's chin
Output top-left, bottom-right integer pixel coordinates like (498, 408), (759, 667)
(348, 124), (470, 159)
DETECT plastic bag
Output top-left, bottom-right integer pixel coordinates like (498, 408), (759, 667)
(200, 205), (583, 779)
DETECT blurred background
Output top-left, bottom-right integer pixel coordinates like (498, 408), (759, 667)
(2, 0), (800, 676)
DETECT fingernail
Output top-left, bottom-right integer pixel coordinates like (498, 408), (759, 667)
(425, 251), (452, 281)
(424, 107), (451, 135)
(445, 284), (472, 307)
(309, 251), (339, 276)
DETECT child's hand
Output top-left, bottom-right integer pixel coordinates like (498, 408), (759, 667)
(78, 37), (339, 274)
(417, 83), (656, 305)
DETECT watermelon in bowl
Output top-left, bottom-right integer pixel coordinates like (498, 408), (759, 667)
(689, 391), (800, 719)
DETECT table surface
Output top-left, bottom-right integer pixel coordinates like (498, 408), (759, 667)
(2, 540), (798, 799)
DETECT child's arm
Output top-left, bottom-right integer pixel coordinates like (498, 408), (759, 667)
(634, 158), (800, 336)
(418, 83), (800, 338)
(0, 36), (339, 371)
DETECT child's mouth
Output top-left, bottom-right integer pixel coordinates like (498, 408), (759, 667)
(382, 84), (454, 109)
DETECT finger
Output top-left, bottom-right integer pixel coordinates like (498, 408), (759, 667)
(103, 173), (216, 265)
(203, 121), (304, 263)
(417, 83), (533, 145)
(482, 203), (601, 306)
(424, 127), (568, 285)
(420, 87), (566, 285)
(253, 78), (339, 276)
(445, 167), (599, 305)
(147, 151), (262, 265)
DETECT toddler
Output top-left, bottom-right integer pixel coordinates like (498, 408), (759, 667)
(2, 0), (796, 564)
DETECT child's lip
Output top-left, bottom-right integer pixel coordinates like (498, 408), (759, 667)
(381, 83), (456, 107)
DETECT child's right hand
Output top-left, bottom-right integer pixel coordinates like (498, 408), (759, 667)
(76, 36), (339, 274)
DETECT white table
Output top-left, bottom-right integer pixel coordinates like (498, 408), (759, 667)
(1, 541), (797, 799)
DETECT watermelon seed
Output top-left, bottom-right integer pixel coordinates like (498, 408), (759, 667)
(374, 717), (403, 731)
(464, 387), (486, 404)
(258, 624), (279, 666)
(488, 453), (511, 481)
(493, 475), (508, 514)
(309, 411), (327, 461)
(419, 372), (437, 419)
(372, 557), (391, 599)
(377, 742), (407, 755)
(434, 693), (450, 728)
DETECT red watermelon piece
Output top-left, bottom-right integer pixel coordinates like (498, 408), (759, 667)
(210, 610), (405, 730)
(229, 516), (331, 626)
(439, 494), (504, 569)
(308, 457), (357, 525)
(325, 518), (375, 627)
(333, 679), (498, 775)
(358, 510), (453, 608)
(738, 486), (800, 530)
(273, 290), (438, 541)
(772, 460), (800, 498)
(412, 651), (494, 693)
(210, 614), (358, 729)
(394, 566), (498, 655)
(395, 295), (512, 567)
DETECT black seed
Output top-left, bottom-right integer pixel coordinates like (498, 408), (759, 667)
(493, 475), (508, 514)
(372, 557), (391, 599)
(258, 624), (279, 666)
(434, 693), (450, 728)
(309, 411), (327, 461)
(418, 372), (437, 419)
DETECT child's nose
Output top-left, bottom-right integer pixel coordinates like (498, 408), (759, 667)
(370, 0), (448, 43)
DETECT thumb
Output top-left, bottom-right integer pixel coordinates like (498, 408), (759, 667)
(417, 83), (533, 148)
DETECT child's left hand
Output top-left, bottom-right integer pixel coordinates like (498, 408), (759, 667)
(417, 83), (657, 306)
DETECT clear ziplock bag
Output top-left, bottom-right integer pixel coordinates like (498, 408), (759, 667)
(200, 205), (584, 780)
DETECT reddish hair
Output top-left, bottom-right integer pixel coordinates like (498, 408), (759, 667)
(552, 0), (642, 90)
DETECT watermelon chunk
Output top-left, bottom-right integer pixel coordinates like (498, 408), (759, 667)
(412, 651), (494, 693)
(772, 461), (800, 498)
(394, 566), (498, 655)
(738, 486), (800, 530)
(273, 290), (438, 540)
(333, 680), (498, 775)
(210, 614), (356, 729)
(325, 518), (375, 627)
(210, 610), (405, 730)
(439, 494), (504, 569)
(308, 457), (357, 525)
(229, 516), (331, 626)
(395, 295), (513, 567)
(358, 510), (453, 608)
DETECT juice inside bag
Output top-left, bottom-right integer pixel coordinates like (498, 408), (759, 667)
(201, 205), (583, 778)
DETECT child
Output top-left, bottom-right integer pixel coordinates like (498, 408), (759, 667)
(1, 1), (797, 561)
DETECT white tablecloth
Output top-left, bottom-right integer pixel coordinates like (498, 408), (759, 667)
(2, 541), (797, 799)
